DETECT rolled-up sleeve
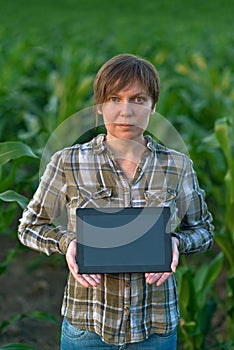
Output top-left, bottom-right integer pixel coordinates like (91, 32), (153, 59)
(18, 150), (76, 255)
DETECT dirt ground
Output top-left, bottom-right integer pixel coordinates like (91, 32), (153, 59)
(0, 236), (67, 349)
(0, 235), (227, 350)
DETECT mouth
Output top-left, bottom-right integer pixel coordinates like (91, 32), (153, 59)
(118, 124), (134, 128)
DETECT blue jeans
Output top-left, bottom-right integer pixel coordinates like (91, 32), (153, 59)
(60, 318), (177, 349)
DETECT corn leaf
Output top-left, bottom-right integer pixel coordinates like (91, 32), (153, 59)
(0, 190), (29, 209)
(0, 344), (35, 349)
(194, 252), (223, 292)
(0, 142), (38, 166)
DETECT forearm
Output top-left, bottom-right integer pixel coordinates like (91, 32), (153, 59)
(175, 157), (214, 255)
(174, 206), (214, 254)
(173, 225), (214, 255)
(18, 150), (76, 256)
(18, 218), (76, 256)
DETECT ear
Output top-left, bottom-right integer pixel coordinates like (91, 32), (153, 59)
(151, 104), (156, 115)
(97, 105), (102, 115)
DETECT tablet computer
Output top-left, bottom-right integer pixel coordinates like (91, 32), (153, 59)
(76, 206), (172, 273)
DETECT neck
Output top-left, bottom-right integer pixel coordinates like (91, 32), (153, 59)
(105, 136), (147, 159)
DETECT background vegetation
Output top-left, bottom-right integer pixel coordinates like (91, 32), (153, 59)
(0, 0), (234, 349)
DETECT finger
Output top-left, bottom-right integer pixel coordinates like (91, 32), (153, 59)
(145, 273), (163, 284)
(76, 274), (92, 288)
(67, 261), (79, 281)
(171, 241), (179, 273)
(69, 270), (99, 288)
(66, 240), (78, 273)
(90, 274), (101, 284)
(80, 274), (101, 287)
(156, 272), (172, 286)
(67, 259), (101, 287)
(66, 253), (78, 274)
(69, 258), (79, 274)
(171, 257), (178, 273)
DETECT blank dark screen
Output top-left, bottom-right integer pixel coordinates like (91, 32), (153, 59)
(82, 213), (164, 266)
(76, 206), (172, 273)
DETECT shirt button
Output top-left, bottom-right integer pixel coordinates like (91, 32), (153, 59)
(137, 167), (141, 172)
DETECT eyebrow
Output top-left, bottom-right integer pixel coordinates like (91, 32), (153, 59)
(110, 91), (148, 97)
(131, 92), (148, 98)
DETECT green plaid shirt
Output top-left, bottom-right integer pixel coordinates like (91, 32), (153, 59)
(18, 134), (214, 345)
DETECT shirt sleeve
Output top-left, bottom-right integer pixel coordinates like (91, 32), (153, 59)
(174, 156), (214, 254)
(18, 150), (76, 256)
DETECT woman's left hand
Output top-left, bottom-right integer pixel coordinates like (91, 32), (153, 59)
(145, 236), (179, 286)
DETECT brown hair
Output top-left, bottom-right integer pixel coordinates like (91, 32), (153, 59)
(93, 54), (160, 109)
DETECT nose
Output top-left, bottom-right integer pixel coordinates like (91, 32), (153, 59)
(119, 102), (133, 117)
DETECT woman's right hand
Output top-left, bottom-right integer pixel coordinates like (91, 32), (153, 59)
(66, 239), (101, 288)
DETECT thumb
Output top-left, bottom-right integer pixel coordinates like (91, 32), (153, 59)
(66, 240), (78, 274)
(171, 238), (179, 273)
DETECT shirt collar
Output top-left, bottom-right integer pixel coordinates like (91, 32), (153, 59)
(92, 134), (157, 154)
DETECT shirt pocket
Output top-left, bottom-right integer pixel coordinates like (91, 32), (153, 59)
(144, 189), (177, 207)
(145, 189), (179, 231)
(71, 186), (112, 209)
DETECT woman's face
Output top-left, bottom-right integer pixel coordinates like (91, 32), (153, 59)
(100, 82), (155, 144)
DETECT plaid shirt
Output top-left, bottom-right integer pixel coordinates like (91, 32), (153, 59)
(18, 134), (214, 345)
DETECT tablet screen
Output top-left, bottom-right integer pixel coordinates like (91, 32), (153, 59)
(76, 206), (172, 273)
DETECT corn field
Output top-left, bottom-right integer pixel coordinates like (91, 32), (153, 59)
(0, 0), (234, 349)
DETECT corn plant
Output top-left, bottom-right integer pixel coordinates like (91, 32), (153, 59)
(0, 2), (234, 346)
(0, 344), (35, 349)
(0, 311), (57, 350)
(176, 252), (223, 350)
(214, 116), (234, 343)
(0, 142), (60, 348)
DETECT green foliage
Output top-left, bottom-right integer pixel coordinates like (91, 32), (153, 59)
(215, 117), (234, 241)
(177, 253), (223, 349)
(0, 142), (38, 239)
(0, 311), (57, 335)
(0, 248), (18, 275)
(0, 191), (29, 209)
(0, 344), (35, 350)
(213, 117), (234, 342)
(0, 142), (38, 166)
(0, 0), (234, 348)
(0, 312), (57, 349)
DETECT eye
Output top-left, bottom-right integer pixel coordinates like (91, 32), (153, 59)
(110, 96), (120, 102)
(134, 96), (145, 104)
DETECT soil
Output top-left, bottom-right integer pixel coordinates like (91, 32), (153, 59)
(0, 236), (67, 349)
(0, 236), (227, 350)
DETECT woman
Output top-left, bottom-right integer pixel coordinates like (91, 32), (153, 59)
(18, 54), (214, 349)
